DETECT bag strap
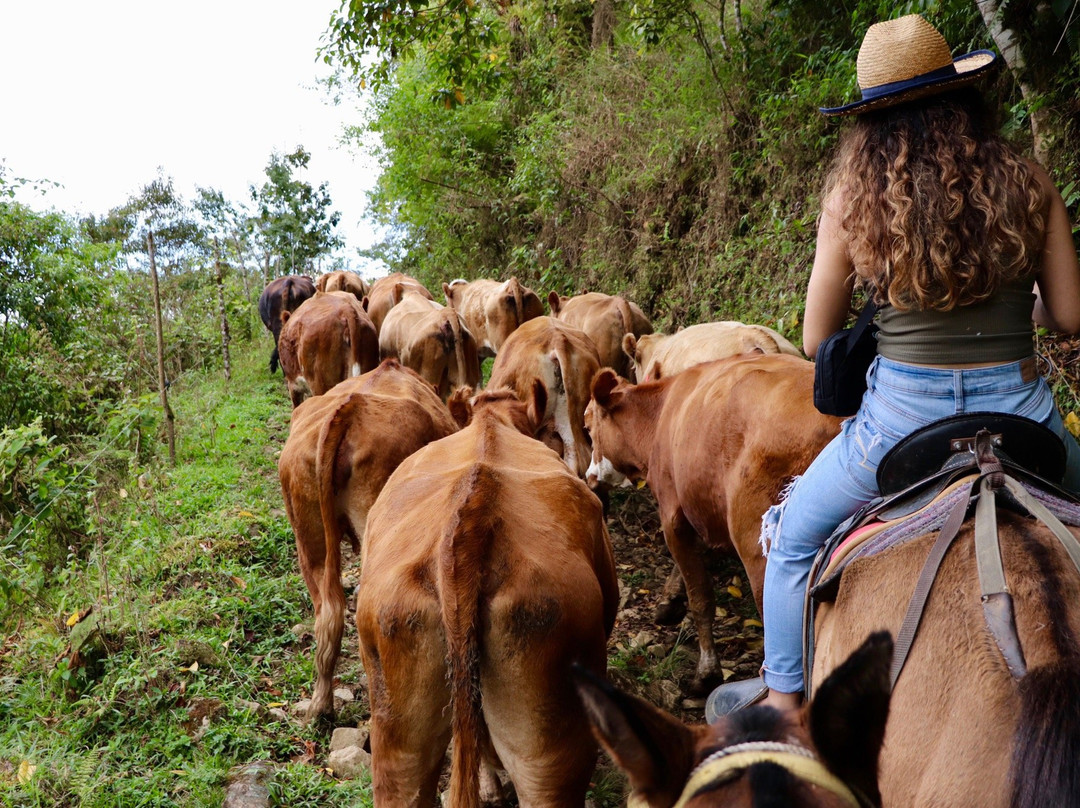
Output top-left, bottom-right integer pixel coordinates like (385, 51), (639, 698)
(849, 299), (880, 341)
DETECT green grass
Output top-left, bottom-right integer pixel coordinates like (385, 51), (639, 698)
(0, 342), (372, 807)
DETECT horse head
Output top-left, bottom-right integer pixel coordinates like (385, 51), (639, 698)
(575, 632), (892, 808)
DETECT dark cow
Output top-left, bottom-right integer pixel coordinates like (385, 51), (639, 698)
(259, 275), (316, 373)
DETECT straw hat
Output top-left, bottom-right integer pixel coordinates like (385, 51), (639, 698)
(820, 14), (998, 116)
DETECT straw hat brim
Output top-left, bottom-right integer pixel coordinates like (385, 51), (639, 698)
(820, 50), (998, 116)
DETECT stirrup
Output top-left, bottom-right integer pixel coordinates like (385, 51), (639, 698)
(704, 677), (768, 723)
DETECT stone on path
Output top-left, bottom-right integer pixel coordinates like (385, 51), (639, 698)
(222, 762), (274, 808)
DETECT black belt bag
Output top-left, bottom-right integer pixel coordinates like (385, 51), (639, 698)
(812, 301), (880, 417)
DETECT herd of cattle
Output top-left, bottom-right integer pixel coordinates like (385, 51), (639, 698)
(257, 270), (843, 806)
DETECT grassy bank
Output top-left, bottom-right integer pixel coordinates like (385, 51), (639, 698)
(1, 340), (372, 807)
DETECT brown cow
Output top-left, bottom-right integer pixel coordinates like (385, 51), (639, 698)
(379, 288), (482, 400)
(624, 321), (804, 382)
(365, 272), (434, 333)
(278, 291), (379, 408)
(489, 316), (601, 477)
(442, 277), (545, 358)
(278, 359), (459, 721)
(316, 269), (370, 300)
(258, 275), (315, 373)
(585, 353), (842, 692)
(357, 386), (618, 808)
(548, 291), (653, 380)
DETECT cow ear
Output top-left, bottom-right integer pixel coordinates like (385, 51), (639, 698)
(622, 333), (637, 361)
(361, 295), (370, 311)
(281, 310), (292, 325)
(527, 378), (548, 432)
(391, 282), (406, 305)
(448, 387), (474, 428)
(443, 282), (455, 307)
(523, 291), (544, 320)
(573, 666), (696, 806)
(591, 369), (620, 408)
(547, 290), (562, 315)
(808, 631), (893, 808)
(651, 363), (662, 381)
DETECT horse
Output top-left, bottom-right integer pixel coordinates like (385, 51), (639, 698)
(576, 632), (892, 808)
(811, 423), (1080, 807)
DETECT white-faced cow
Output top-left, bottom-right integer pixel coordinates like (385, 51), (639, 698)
(488, 316), (601, 477)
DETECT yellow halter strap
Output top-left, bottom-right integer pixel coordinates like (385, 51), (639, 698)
(668, 741), (862, 808)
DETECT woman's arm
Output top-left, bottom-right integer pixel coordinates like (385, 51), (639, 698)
(803, 196), (856, 359)
(1033, 164), (1080, 335)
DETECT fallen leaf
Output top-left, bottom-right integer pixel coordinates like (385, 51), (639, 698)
(170, 770), (186, 776)
(721, 668), (736, 681)
(743, 618), (763, 629)
(17, 761), (36, 784)
(726, 585), (743, 598)
(266, 701), (286, 708)
(636, 479), (647, 489)
(230, 576), (247, 591)
(1066, 411), (1080, 438)
(238, 510), (255, 518)
(118, 488), (128, 499)
(66, 612), (81, 627)
(183, 661), (199, 673)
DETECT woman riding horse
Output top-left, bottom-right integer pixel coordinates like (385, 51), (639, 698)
(711, 12), (1080, 719)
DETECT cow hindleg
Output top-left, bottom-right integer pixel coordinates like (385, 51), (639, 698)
(653, 564), (687, 625)
(483, 590), (607, 808)
(662, 509), (720, 694)
(361, 607), (451, 808)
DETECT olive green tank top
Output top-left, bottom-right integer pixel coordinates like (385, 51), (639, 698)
(875, 283), (1035, 364)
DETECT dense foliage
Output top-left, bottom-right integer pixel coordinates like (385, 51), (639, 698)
(327, 0), (1079, 333)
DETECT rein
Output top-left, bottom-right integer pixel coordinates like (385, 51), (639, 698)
(665, 741), (866, 808)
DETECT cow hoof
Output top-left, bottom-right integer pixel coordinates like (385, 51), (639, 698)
(653, 595), (688, 625)
(687, 671), (725, 698)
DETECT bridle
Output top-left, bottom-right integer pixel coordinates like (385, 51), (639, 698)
(659, 740), (870, 808)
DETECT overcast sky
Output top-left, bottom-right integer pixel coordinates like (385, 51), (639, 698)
(1, 0), (383, 268)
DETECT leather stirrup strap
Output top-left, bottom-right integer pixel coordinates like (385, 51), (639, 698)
(889, 480), (976, 688)
(974, 477), (1027, 678)
(1002, 477), (1080, 578)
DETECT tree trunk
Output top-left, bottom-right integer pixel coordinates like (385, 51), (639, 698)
(215, 240), (232, 381)
(976, 0), (1049, 161)
(147, 230), (176, 465)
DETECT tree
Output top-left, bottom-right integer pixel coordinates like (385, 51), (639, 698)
(250, 147), (342, 277)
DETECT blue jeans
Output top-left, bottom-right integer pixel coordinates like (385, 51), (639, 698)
(761, 355), (1080, 694)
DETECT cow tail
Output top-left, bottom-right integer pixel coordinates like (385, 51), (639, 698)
(344, 304), (364, 377)
(312, 394), (362, 702)
(507, 277), (524, 324)
(449, 313), (472, 389)
(440, 467), (496, 808)
(1010, 659), (1080, 808)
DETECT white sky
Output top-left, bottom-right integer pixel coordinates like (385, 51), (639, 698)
(0, 0), (384, 268)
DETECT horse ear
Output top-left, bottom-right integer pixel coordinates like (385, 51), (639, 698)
(808, 631), (893, 808)
(448, 387), (474, 428)
(591, 369), (620, 408)
(573, 666), (696, 805)
(547, 290), (562, 315)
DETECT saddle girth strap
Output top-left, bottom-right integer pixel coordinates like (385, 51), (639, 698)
(974, 476), (1027, 678)
(889, 480), (975, 688)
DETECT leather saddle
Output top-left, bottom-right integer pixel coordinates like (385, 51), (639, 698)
(803, 412), (1075, 693)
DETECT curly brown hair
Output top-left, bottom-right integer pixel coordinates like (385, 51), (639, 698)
(824, 89), (1047, 311)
